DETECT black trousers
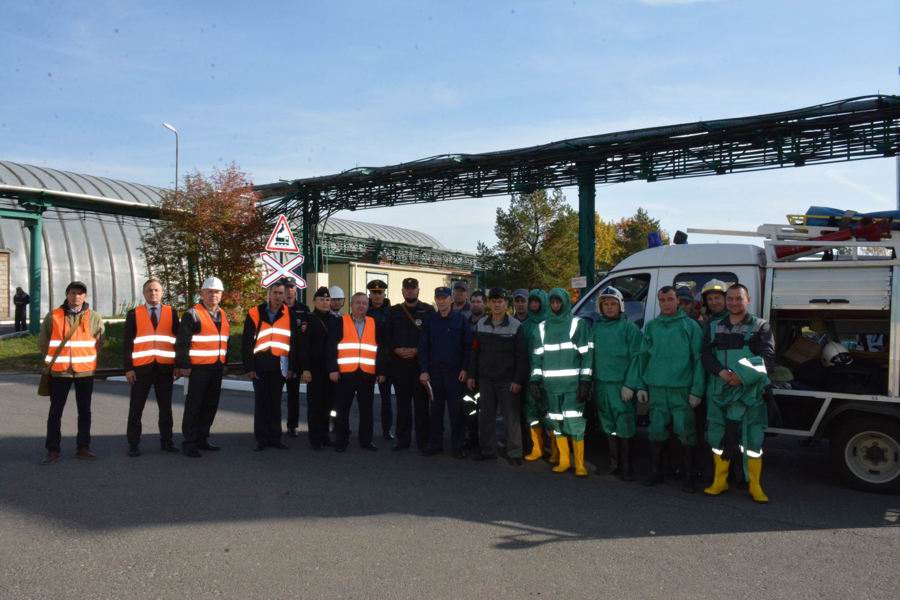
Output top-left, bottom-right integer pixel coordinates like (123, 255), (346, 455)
(126, 365), (175, 447)
(378, 378), (393, 433)
(393, 358), (429, 449)
(181, 368), (223, 450)
(253, 371), (285, 446)
(427, 370), (465, 453)
(14, 308), (27, 332)
(334, 370), (375, 448)
(307, 369), (334, 448)
(285, 376), (301, 430)
(46, 376), (93, 452)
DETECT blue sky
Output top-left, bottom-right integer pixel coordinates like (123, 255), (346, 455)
(2, 0), (898, 252)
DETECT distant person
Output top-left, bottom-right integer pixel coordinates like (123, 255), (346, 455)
(39, 281), (104, 465)
(123, 278), (179, 457)
(327, 292), (387, 452)
(329, 286), (346, 316)
(512, 289), (529, 322)
(282, 277), (310, 439)
(175, 277), (230, 458)
(13, 286), (30, 332)
(451, 282), (471, 320)
(366, 279), (395, 441)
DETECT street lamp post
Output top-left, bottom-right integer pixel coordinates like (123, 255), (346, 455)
(162, 122), (179, 196)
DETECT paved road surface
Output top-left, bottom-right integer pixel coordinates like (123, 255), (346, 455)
(1, 373), (897, 599)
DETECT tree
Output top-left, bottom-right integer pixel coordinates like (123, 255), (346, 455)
(141, 164), (268, 319)
(615, 207), (668, 259)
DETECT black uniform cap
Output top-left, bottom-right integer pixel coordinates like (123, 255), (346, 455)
(367, 279), (387, 292)
(402, 277), (418, 289)
(313, 286), (330, 298)
(487, 287), (507, 300)
(434, 286), (452, 297)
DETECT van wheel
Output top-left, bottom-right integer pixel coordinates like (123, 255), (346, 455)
(831, 417), (900, 494)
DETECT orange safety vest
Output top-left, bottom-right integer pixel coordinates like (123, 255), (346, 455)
(131, 304), (176, 366)
(188, 304), (230, 365)
(337, 314), (377, 374)
(46, 308), (97, 372)
(248, 305), (291, 357)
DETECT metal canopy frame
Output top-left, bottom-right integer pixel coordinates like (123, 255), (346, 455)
(255, 95), (900, 291)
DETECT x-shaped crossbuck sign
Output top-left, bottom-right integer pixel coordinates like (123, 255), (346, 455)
(260, 252), (307, 288)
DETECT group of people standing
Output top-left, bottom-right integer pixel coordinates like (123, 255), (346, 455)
(37, 273), (773, 503)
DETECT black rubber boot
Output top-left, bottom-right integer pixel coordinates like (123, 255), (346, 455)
(598, 436), (620, 476)
(681, 444), (697, 493)
(643, 442), (665, 486)
(619, 438), (634, 482)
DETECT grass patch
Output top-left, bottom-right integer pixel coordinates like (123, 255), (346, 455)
(0, 321), (244, 373)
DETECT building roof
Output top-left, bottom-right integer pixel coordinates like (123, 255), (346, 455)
(322, 217), (446, 249)
(0, 160), (460, 252)
(0, 160), (165, 205)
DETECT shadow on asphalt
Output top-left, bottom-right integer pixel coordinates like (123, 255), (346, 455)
(1, 377), (898, 548)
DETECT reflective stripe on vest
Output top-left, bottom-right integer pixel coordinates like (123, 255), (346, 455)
(337, 314), (377, 374)
(45, 308), (96, 372)
(536, 317), (586, 379)
(249, 306), (291, 356)
(189, 304), (230, 365)
(131, 304), (176, 366)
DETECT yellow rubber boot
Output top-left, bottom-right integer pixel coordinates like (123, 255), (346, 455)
(747, 457), (769, 503)
(552, 436), (571, 473)
(549, 433), (560, 465)
(703, 452), (730, 496)
(525, 427), (544, 461)
(573, 440), (589, 477)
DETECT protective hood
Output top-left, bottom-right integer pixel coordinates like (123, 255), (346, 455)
(546, 287), (572, 325)
(526, 289), (548, 324)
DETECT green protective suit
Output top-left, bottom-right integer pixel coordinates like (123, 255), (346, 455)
(522, 289), (549, 426)
(530, 288), (593, 440)
(591, 313), (642, 439)
(706, 316), (770, 459)
(640, 309), (705, 446)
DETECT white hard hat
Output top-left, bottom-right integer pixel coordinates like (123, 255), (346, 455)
(328, 285), (345, 299)
(201, 277), (224, 291)
(598, 286), (625, 312)
(822, 341), (853, 367)
(701, 278), (729, 297)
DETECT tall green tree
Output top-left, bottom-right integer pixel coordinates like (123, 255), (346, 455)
(140, 164), (268, 320)
(616, 207), (668, 259)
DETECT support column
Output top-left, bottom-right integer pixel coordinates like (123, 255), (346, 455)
(577, 164), (596, 290)
(27, 216), (42, 334)
(301, 192), (320, 305)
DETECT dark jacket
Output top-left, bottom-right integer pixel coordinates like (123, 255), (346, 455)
(241, 303), (301, 374)
(304, 308), (337, 373)
(701, 313), (775, 376)
(13, 292), (29, 313)
(418, 309), (472, 375)
(122, 304), (179, 372)
(326, 313), (387, 377)
(469, 314), (528, 383)
(385, 300), (435, 369)
(175, 305), (227, 371)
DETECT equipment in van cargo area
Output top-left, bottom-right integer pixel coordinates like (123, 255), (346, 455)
(781, 336), (822, 367)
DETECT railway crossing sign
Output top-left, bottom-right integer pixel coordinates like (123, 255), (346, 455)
(260, 252), (306, 288)
(265, 214), (300, 253)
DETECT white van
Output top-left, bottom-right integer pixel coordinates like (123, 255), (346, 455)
(573, 221), (900, 493)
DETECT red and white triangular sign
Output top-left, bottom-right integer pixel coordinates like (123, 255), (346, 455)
(265, 214), (300, 253)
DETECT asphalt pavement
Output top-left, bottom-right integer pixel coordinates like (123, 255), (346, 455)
(1, 373), (898, 599)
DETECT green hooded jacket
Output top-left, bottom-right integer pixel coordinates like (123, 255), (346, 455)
(529, 288), (592, 393)
(639, 309), (705, 396)
(522, 289), (548, 355)
(591, 312), (643, 390)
